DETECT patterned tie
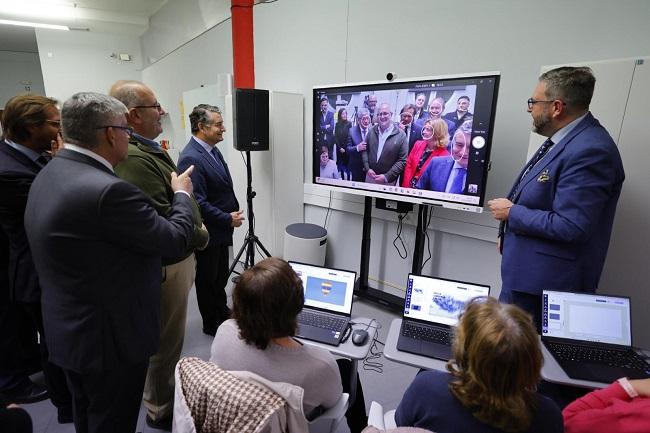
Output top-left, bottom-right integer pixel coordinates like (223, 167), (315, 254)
(498, 138), (554, 242)
(449, 167), (467, 194)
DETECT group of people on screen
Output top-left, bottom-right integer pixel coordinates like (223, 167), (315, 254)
(317, 94), (475, 195)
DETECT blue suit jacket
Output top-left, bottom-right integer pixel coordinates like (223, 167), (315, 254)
(501, 113), (625, 296)
(178, 138), (239, 247)
(415, 156), (455, 192)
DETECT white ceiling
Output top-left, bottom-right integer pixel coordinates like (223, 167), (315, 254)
(0, 0), (169, 51)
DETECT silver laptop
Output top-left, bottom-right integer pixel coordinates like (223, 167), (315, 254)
(541, 290), (650, 383)
(289, 261), (356, 346)
(397, 274), (490, 360)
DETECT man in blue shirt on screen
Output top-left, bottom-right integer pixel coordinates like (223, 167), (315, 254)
(488, 66), (624, 327)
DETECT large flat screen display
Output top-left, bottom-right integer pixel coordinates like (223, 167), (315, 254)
(312, 72), (499, 212)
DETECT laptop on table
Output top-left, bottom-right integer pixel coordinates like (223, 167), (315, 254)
(289, 261), (356, 346)
(541, 290), (650, 383)
(396, 274), (490, 360)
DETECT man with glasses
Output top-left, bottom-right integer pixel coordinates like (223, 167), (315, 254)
(109, 81), (208, 430)
(488, 66), (625, 326)
(177, 104), (243, 338)
(416, 129), (471, 193)
(0, 95), (72, 420)
(363, 102), (408, 185)
(24, 92), (196, 433)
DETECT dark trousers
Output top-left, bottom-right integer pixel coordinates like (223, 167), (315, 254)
(194, 244), (230, 332)
(336, 359), (367, 433)
(64, 361), (147, 433)
(498, 289), (542, 332)
(21, 302), (72, 415)
(0, 299), (40, 392)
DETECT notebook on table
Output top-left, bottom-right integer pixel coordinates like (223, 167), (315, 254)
(396, 274), (490, 360)
(541, 290), (650, 383)
(289, 261), (356, 346)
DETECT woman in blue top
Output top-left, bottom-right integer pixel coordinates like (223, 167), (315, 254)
(395, 297), (563, 433)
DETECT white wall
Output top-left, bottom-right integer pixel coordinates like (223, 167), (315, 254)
(0, 51), (46, 106)
(142, 23), (233, 152)
(35, 29), (143, 103)
(135, 0), (650, 341)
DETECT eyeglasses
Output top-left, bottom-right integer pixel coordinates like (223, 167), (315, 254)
(45, 120), (61, 128)
(527, 98), (566, 110)
(96, 125), (134, 137)
(133, 102), (163, 111)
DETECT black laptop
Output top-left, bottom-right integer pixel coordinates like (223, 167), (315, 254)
(541, 290), (650, 383)
(396, 274), (490, 360)
(289, 261), (356, 346)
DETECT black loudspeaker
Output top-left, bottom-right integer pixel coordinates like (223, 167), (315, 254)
(233, 88), (270, 151)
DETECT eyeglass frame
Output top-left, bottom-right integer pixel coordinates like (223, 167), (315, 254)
(132, 102), (163, 111)
(95, 125), (134, 137)
(527, 98), (566, 110)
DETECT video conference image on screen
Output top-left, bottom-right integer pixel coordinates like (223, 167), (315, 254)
(313, 73), (499, 209)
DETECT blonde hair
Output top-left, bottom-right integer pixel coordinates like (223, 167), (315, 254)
(447, 297), (542, 432)
(423, 118), (449, 149)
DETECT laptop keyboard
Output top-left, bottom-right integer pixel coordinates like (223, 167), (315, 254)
(298, 310), (347, 331)
(547, 342), (650, 370)
(402, 322), (451, 345)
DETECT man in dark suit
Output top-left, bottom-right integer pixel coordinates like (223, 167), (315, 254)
(318, 97), (335, 157)
(488, 66), (625, 326)
(177, 104), (243, 336)
(443, 95), (473, 132)
(363, 103), (408, 185)
(346, 107), (371, 182)
(110, 80), (208, 430)
(24, 92), (196, 433)
(0, 95), (71, 417)
(416, 130), (470, 193)
(396, 103), (422, 153)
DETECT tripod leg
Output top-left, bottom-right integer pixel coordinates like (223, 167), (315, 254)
(254, 238), (272, 258)
(228, 239), (248, 276)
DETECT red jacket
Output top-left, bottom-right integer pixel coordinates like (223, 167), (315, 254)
(563, 381), (650, 433)
(401, 140), (449, 188)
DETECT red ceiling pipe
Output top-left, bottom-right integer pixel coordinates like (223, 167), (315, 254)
(231, 0), (255, 89)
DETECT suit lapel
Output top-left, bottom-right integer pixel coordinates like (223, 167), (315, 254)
(514, 114), (596, 199)
(190, 138), (232, 186)
(0, 140), (44, 173)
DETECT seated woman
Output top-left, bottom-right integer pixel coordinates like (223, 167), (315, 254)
(401, 118), (450, 188)
(563, 377), (650, 433)
(210, 257), (367, 433)
(395, 297), (563, 433)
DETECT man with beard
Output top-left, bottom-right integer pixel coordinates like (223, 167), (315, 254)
(487, 66), (624, 327)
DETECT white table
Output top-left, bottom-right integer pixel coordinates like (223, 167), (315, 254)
(298, 316), (377, 404)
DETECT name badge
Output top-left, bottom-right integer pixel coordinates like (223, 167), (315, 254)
(537, 169), (551, 183)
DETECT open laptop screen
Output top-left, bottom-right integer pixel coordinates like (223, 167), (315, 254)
(404, 274), (490, 326)
(289, 262), (356, 314)
(542, 290), (632, 346)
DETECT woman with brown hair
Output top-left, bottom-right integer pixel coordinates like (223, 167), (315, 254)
(401, 118), (450, 188)
(209, 257), (367, 433)
(395, 297), (562, 433)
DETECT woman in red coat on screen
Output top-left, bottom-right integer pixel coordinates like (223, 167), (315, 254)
(401, 118), (450, 188)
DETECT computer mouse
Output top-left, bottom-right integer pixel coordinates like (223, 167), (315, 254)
(351, 329), (369, 346)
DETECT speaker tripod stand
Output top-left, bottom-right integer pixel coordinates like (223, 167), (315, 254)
(228, 150), (271, 278)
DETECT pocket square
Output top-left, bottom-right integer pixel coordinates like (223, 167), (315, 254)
(537, 169), (551, 183)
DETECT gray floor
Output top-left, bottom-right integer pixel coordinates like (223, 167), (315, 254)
(20, 283), (418, 433)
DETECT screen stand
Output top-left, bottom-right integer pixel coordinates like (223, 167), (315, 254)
(354, 196), (428, 312)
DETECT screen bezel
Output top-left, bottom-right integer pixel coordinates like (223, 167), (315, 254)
(288, 260), (357, 316)
(312, 71), (500, 213)
(403, 273), (491, 327)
